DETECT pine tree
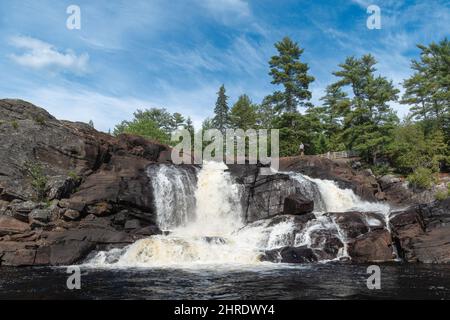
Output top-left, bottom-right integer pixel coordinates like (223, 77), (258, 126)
(268, 37), (315, 113)
(212, 85), (229, 133)
(331, 55), (399, 164)
(402, 38), (450, 140)
(88, 120), (94, 128)
(229, 94), (257, 130)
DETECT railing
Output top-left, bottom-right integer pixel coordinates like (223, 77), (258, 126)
(318, 150), (359, 160)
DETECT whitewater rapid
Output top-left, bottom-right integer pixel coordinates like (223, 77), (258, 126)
(86, 162), (392, 268)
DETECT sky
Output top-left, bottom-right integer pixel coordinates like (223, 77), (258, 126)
(0, 0), (449, 132)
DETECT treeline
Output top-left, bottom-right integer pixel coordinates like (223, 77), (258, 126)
(114, 37), (449, 188)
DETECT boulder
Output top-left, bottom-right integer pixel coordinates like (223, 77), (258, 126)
(261, 246), (318, 263)
(0, 216), (30, 236)
(46, 175), (79, 200)
(389, 199), (450, 263)
(63, 209), (81, 221)
(283, 194), (314, 215)
(347, 229), (395, 263)
(49, 240), (95, 265)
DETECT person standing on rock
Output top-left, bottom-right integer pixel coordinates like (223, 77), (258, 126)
(299, 143), (305, 157)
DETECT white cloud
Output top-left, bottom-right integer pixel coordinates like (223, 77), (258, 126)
(9, 36), (89, 73)
(198, 0), (251, 25)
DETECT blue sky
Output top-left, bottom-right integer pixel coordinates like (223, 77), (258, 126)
(0, 0), (449, 131)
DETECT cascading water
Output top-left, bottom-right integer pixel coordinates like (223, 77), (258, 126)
(87, 164), (393, 267)
(288, 172), (391, 259)
(88, 161), (266, 267)
(148, 164), (197, 231)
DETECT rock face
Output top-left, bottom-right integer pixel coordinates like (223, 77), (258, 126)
(283, 194), (314, 215)
(378, 174), (445, 205)
(389, 198), (450, 263)
(1, 100), (449, 266)
(0, 99), (169, 266)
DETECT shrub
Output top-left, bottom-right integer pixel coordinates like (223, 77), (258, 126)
(407, 167), (435, 190)
(435, 190), (448, 201)
(34, 115), (46, 126)
(370, 164), (392, 177)
(11, 120), (19, 130)
(68, 171), (81, 181)
(24, 162), (48, 201)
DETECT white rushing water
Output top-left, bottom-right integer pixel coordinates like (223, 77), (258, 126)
(87, 164), (392, 268)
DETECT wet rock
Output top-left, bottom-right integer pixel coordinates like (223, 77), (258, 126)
(283, 194), (314, 215)
(49, 240), (95, 265)
(132, 225), (162, 236)
(202, 236), (226, 244)
(390, 199), (450, 263)
(347, 229), (394, 263)
(278, 156), (379, 202)
(1, 248), (37, 266)
(261, 246), (318, 263)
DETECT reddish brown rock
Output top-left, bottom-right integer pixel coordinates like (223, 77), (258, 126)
(0, 216), (30, 236)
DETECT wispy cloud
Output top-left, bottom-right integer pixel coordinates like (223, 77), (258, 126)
(198, 0), (251, 24)
(9, 36), (89, 73)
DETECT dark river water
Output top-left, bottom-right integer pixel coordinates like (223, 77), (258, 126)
(1, 263), (450, 300)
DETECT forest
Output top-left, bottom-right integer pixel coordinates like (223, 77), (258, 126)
(114, 37), (450, 192)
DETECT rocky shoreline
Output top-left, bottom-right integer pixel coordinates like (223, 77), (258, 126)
(0, 99), (449, 266)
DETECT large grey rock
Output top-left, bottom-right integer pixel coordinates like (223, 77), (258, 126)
(283, 194), (314, 215)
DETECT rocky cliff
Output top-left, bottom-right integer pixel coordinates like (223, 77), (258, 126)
(0, 100), (449, 266)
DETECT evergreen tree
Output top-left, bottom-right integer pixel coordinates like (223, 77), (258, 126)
(268, 37), (315, 113)
(173, 112), (185, 130)
(88, 120), (94, 128)
(256, 96), (277, 129)
(331, 55), (400, 164)
(212, 85), (229, 133)
(229, 94), (257, 130)
(402, 38), (450, 140)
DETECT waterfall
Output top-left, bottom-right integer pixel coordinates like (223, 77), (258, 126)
(86, 165), (393, 267)
(148, 164), (197, 231)
(88, 161), (265, 268)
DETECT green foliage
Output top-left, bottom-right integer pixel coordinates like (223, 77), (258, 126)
(370, 164), (392, 177)
(387, 123), (448, 174)
(11, 120), (19, 130)
(330, 54), (400, 164)
(229, 95), (257, 130)
(212, 85), (229, 133)
(24, 162), (48, 201)
(435, 185), (450, 201)
(34, 115), (46, 126)
(407, 167), (436, 190)
(68, 171), (81, 182)
(268, 37), (315, 113)
(401, 38), (450, 142)
(114, 107), (190, 145)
